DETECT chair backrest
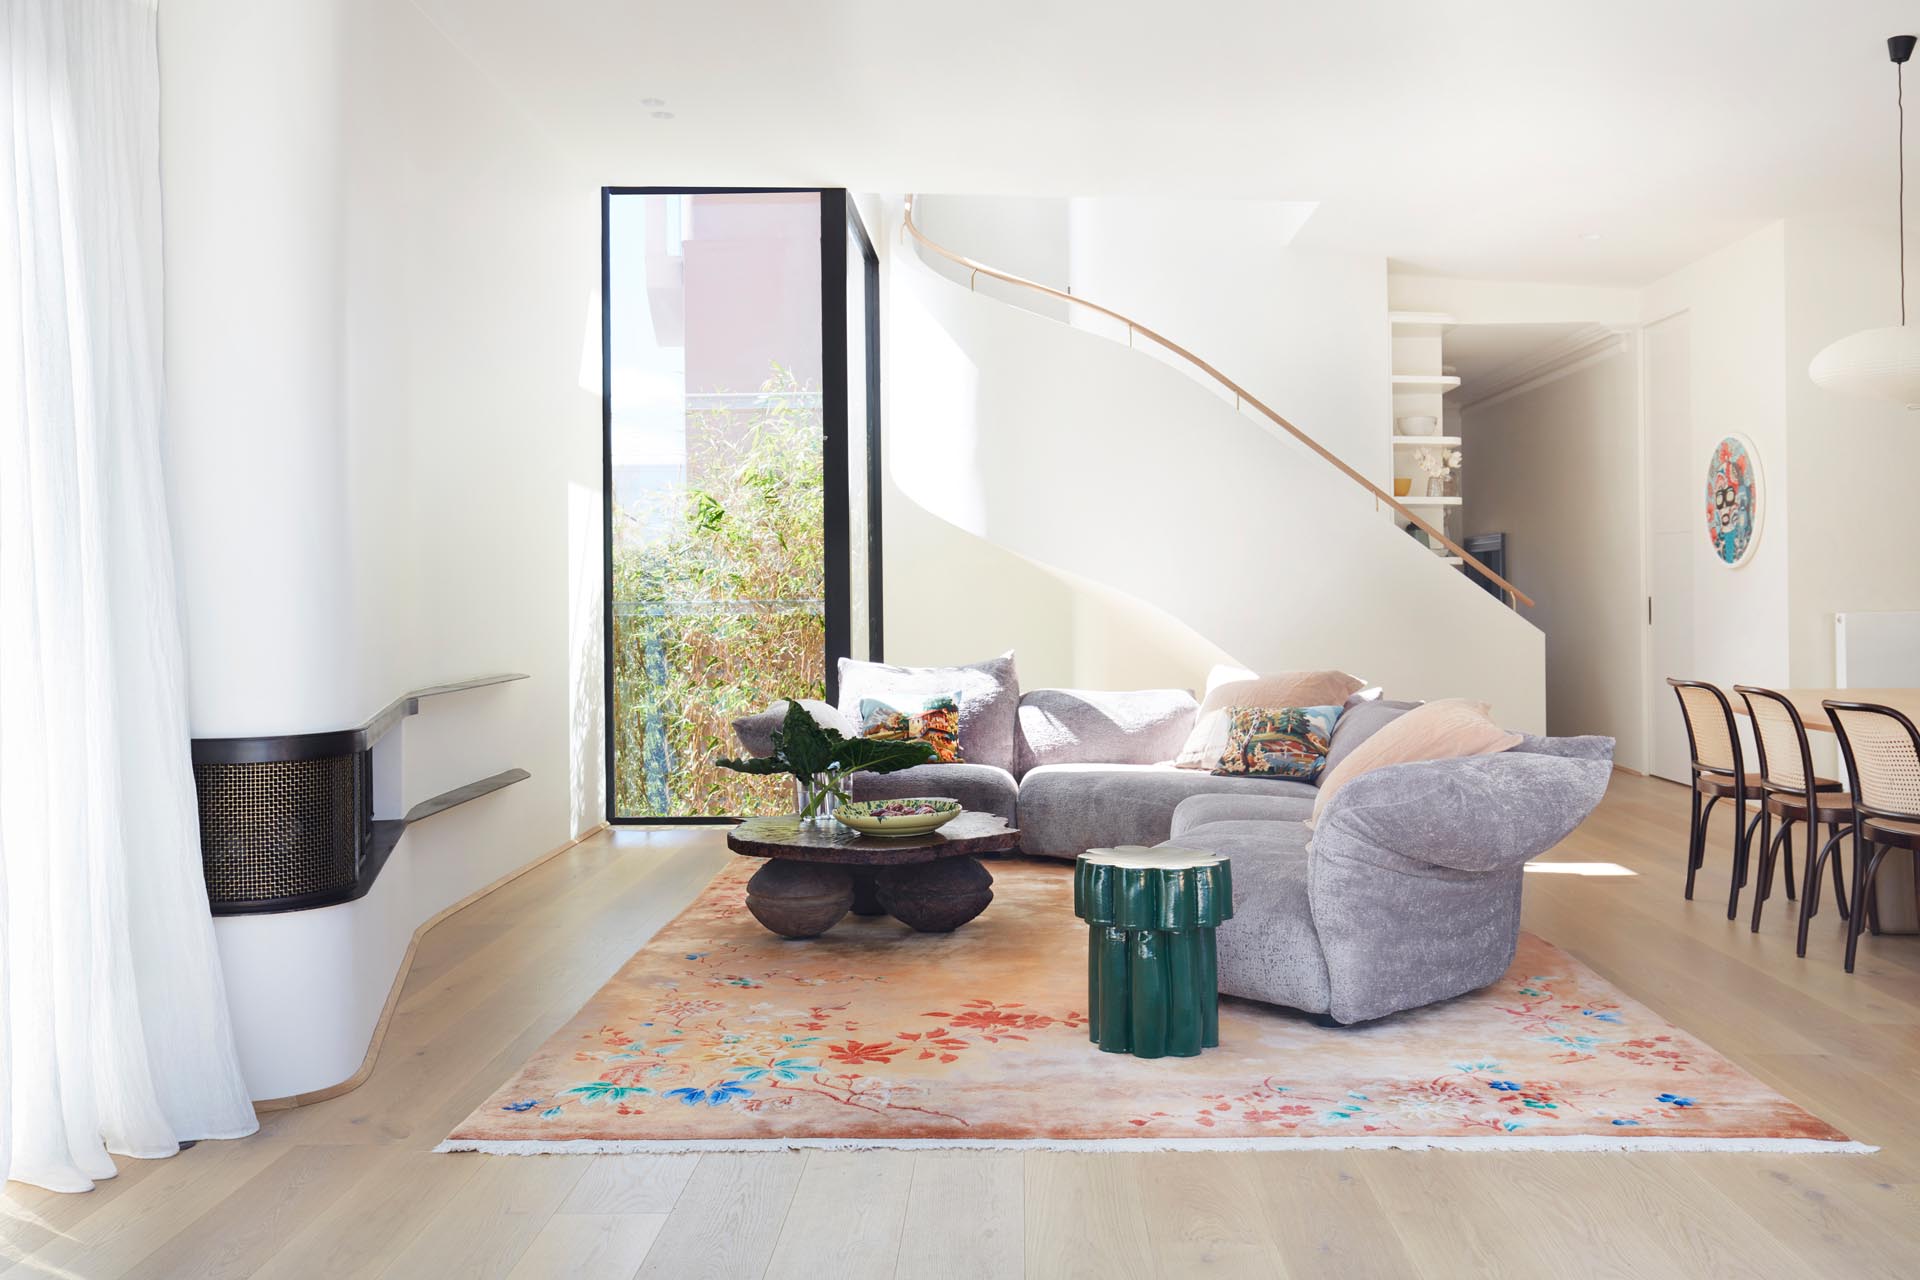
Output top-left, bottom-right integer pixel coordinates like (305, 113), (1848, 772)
(1668, 678), (1741, 776)
(1735, 685), (1817, 795)
(1825, 701), (1920, 821)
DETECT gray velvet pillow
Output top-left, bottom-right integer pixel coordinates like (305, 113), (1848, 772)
(1015, 687), (1199, 774)
(838, 652), (1020, 773)
(1318, 699), (1422, 783)
(1314, 745), (1615, 874)
(730, 699), (856, 758)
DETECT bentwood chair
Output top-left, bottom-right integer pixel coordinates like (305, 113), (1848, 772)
(1668, 679), (1768, 919)
(1735, 686), (1854, 953)
(1825, 701), (1920, 973)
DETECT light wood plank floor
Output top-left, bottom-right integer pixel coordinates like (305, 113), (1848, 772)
(5, 771), (1918, 1278)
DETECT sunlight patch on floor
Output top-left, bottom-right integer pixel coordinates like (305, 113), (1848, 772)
(1524, 860), (1637, 877)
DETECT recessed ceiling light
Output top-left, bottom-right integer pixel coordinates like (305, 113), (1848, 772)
(1580, 232), (1603, 242)
(640, 97), (665, 108)
(652, 111), (674, 120)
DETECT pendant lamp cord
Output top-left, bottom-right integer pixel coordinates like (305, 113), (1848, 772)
(1902, 55), (1908, 325)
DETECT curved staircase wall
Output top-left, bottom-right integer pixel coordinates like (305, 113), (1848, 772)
(887, 248), (1546, 729)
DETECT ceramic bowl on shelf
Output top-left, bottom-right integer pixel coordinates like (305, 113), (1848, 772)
(1395, 415), (1439, 436)
(833, 797), (962, 837)
(1393, 477), (1412, 497)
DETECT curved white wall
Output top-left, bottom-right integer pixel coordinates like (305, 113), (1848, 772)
(890, 244), (1545, 727)
(160, 0), (603, 1100)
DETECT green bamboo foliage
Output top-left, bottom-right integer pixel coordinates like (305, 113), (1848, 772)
(611, 368), (826, 818)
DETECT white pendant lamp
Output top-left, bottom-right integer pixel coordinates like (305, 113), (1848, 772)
(1809, 34), (1920, 410)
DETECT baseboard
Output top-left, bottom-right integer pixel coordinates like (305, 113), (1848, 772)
(251, 820), (611, 1112)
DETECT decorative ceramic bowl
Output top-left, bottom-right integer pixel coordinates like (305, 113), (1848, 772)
(834, 797), (962, 837)
(1396, 415), (1439, 436)
(1393, 477), (1412, 497)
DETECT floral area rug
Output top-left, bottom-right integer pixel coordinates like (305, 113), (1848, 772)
(440, 857), (1865, 1153)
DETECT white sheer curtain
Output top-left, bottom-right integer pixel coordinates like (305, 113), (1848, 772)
(1, 0), (258, 1192)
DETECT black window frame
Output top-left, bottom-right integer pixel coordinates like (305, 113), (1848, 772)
(600, 186), (883, 824)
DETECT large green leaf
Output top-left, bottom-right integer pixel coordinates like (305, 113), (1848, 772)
(773, 698), (838, 778)
(714, 698), (936, 783)
(712, 752), (791, 777)
(828, 735), (937, 775)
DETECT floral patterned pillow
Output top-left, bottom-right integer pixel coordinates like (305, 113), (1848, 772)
(1211, 704), (1342, 780)
(859, 692), (963, 763)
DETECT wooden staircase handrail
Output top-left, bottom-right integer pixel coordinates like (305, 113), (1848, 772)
(900, 195), (1534, 609)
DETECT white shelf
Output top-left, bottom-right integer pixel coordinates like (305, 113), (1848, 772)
(1396, 494), (1462, 506)
(1389, 311), (1456, 333)
(1439, 556), (1465, 566)
(1391, 435), (1463, 448)
(1390, 374), (1461, 394)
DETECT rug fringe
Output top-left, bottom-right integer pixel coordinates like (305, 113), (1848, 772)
(434, 1135), (1876, 1156)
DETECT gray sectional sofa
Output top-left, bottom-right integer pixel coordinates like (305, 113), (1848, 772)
(1169, 736), (1614, 1023)
(733, 659), (1388, 854)
(733, 656), (1615, 1024)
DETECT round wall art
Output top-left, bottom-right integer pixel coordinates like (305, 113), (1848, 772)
(1704, 434), (1762, 568)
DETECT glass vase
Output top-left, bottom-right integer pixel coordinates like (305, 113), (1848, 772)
(794, 775), (839, 825)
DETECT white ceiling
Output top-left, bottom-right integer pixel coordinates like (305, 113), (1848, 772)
(413, 0), (1919, 286)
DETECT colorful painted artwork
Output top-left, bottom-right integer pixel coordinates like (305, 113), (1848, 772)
(859, 692), (963, 763)
(1704, 435), (1761, 567)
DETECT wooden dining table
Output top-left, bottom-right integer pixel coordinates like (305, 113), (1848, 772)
(1733, 688), (1920, 934)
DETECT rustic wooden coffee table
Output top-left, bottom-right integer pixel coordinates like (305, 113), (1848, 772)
(727, 811), (1020, 939)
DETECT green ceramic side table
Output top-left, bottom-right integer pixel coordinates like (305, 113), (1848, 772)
(1073, 845), (1233, 1058)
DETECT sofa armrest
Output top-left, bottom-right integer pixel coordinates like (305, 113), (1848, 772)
(1313, 748), (1614, 875)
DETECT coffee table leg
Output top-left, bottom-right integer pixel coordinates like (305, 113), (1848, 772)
(848, 870), (886, 917)
(744, 861), (854, 939)
(876, 856), (995, 932)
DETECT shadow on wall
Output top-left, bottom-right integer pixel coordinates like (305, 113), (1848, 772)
(567, 480), (606, 835)
(886, 238), (1546, 729)
(884, 482), (1238, 691)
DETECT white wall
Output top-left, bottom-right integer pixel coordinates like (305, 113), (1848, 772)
(1783, 217), (1920, 691)
(1461, 345), (1646, 766)
(160, 0), (602, 1099)
(889, 244), (1545, 727)
(861, 200), (1229, 690)
(1066, 199), (1387, 482)
(1639, 223), (1793, 696)
(882, 195), (1439, 695)
(911, 195), (1071, 321)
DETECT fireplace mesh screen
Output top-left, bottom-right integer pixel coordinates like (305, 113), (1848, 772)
(193, 755), (362, 906)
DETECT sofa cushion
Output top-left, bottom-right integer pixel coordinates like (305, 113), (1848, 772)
(838, 653), (1019, 773)
(845, 762), (1018, 825)
(1319, 698), (1422, 781)
(730, 699), (857, 758)
(856, 692), (964, 762)
(1158, 822), (1330, 1016)
(1211, 704), (1342, 780)
(1169, 792), (1315, 838)
(1309, 698), (1522, 825)
(1016, 763), (1316, 859)
(1173, 669), (1367, 768)
(1015, 687), (1197, 775)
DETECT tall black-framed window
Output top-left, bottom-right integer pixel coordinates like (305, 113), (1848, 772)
(602, 188), (883, 823)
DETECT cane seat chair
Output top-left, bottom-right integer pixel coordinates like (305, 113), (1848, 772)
(1825, 701), (1920, 974)
(1667, 679), (1767, 919)
(1735, 686), (1854, 954)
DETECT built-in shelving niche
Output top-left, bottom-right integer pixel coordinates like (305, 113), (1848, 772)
(189, 674), (530, 915)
